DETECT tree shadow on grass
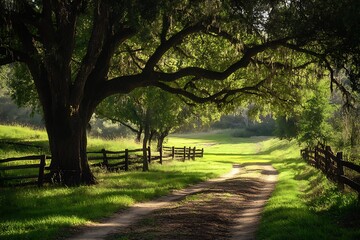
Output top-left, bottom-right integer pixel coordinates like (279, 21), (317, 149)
(0, 139), (50, 154)
(256, 140), (295, 156)
(258, 156), (360, 240)
(258, 205), (353, 240)
(0, 169), (219, 240)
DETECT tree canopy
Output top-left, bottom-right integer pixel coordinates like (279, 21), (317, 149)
(0, 0), (359, 185)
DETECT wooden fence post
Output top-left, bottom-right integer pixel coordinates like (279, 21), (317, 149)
(37, 155), (46, 187)
(193, 147), (196, 160)
(306, 149), (309, 161)
(188, 146), (191, 160)
(102, 148), (108, 168)
(314, 147), (319, 168)
(125, 149), (129, 171)
(172, 146), (175, 159)
(336, 152), (344, 191)
(302, 149), (307, 161)
(201, 148), (204, 157)
(183, 146), (186, 161)
(148, 146), (151, 163)
(159, 146), (163, 164)
(325, 146), (331, 174)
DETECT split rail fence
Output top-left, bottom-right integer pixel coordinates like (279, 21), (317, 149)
(301, 143), (360, 198)
(0, 145), (204, 187)
(0, 155), (46, 187)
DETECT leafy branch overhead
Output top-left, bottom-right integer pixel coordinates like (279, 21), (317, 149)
(1, 0), (348, 109)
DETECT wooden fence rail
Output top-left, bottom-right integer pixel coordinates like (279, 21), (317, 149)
(91, 145), (204, 170)
(0, 145), (204, 187)
(301, 143), (360, 198)
(89, 148), (146, 171)
(0, 155), (46, 187)
(162, 146), (204, 161)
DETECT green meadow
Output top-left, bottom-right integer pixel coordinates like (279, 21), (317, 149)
(0, 125), (359, 239)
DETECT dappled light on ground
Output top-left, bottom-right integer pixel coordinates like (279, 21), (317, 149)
(69, 164), (277, 240)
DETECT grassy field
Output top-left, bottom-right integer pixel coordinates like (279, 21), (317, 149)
(0, 125), (359, 239)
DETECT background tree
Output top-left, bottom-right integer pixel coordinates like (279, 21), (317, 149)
(97, 86), (189, 171)
(273, 79), (336, 146)
(0, 66), (43, 126)
(97, 86), (221, 170)
(296, 88), (335, 146)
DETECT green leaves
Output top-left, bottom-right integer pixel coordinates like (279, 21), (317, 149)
(275, 79), (336, 147)
(3, 64), (40, 113)
(96, 86), (222, 141)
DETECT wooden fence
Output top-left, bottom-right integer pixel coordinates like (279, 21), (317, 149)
(0, 155), (46, 187)
(301, 143), (360, 198)
(89, 147), (154, 171)
(90, 146), (204, 170)
(162, 146), (204, 161)
(0, 145), (204, 186)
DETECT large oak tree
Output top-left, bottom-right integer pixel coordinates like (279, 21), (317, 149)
(1, 0), (358, 185)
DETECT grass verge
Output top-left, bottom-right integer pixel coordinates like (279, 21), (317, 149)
(257, 141), (360, 240)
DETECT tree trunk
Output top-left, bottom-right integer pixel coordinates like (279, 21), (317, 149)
(148, 130), (157, 146)
(142, 124), (150, 172)
(135, 126), (142, 143)
(46, 108), (96, 186)
(156, 130), (169, 151)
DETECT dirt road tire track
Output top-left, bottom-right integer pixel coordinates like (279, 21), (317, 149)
(68, 163), (278, 240)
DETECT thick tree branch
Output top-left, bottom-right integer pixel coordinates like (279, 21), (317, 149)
(100, 38), (289, 104)
(150, 38), (289, 82)
(38, 0), (56, 50)
(160, 14), (171, 43)
(82, 27), (136, 113)
(97, 113), (140, 134)
(86, 28), (136, 86)
(0, 47), (27, 64)
(52, 1), (77, 66)
(71, 0), (110, 105)
(118, 120), (141, 135)
(143, 22), (206, 72)
(88, 74), (144, 112)
(153, 81), (261, 104)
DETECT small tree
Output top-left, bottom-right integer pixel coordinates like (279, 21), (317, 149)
(297, 97), (334, 146)
(296, 80), (336, 146)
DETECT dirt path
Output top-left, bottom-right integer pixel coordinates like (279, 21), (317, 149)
(68, 163), (278, 240)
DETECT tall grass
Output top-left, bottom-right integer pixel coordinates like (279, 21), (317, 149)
(0, 126), (359, 239)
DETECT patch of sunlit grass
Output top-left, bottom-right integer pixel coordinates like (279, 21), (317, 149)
(257, 148), (360, 240)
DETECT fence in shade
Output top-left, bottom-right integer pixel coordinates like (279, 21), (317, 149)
(301, 142), (360, 199)
(0, 145), (204, 187)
